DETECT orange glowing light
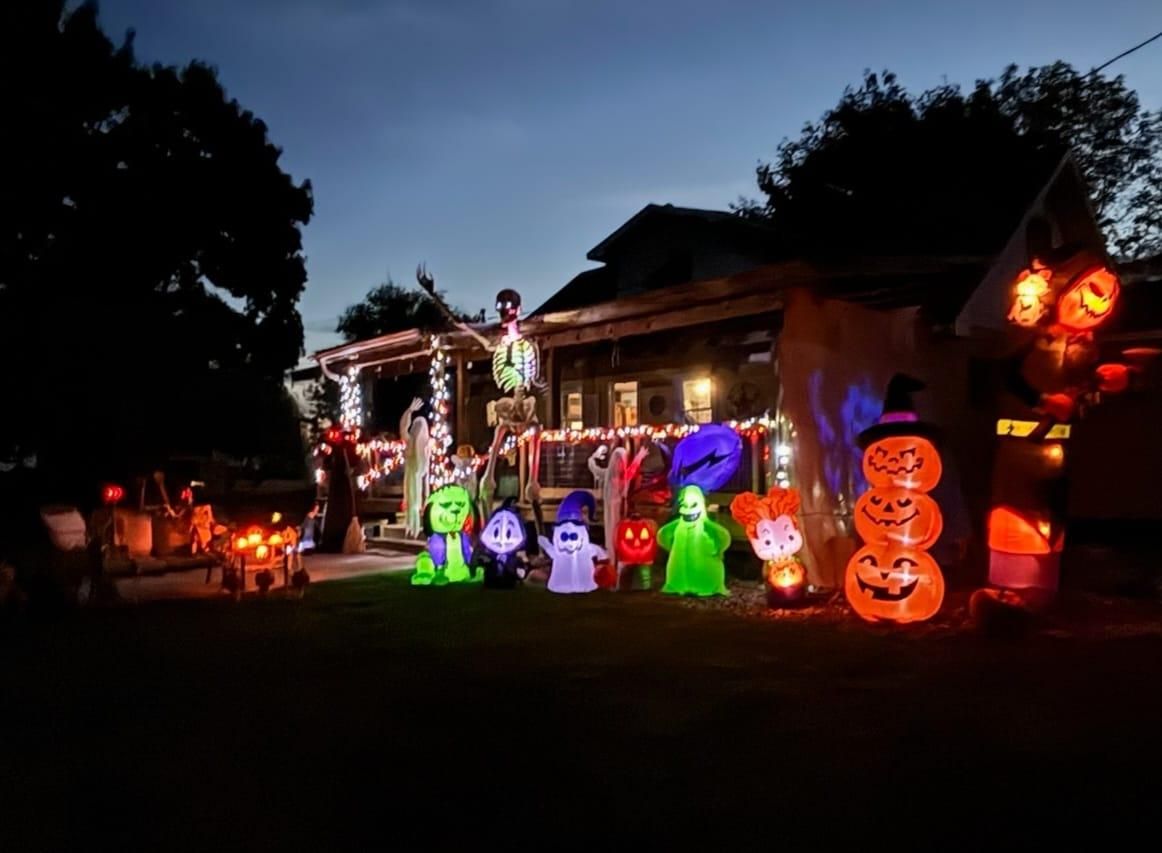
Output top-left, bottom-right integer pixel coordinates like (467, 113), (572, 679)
(247, 529), (263, 546)
(269, 533), (284, 547)
(1008, 269), (1052, 328)
(988, 506), (1051, 555)
(254, 545), (270, 561)
(1057, 266), (1120, 333)
(235, 536), (249, 551)
(1045, 444), (1064, 463)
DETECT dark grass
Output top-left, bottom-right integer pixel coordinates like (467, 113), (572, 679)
(3, 574), (1162, 849)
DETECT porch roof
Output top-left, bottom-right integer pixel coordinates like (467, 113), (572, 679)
(313, 255), (989, 375)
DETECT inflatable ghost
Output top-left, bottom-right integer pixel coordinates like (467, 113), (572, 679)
(411, 484), (476, 586)
(538, 490), (605, 594)
(657, 426), (742, 597)
(472, 498), (528, 589)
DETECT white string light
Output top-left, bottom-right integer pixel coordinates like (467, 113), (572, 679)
(427, 336), (454, 488)
(339, 366), (363, 431)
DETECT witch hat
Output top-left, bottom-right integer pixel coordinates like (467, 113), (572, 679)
(858, 374), (941, 448)
(557, 490), (597, 525)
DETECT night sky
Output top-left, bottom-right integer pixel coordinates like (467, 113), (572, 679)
(92, 0), (1162, 354)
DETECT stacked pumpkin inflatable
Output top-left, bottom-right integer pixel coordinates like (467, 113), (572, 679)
(845, 375), (945, 624)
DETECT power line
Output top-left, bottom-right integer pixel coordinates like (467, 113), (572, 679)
(1090, 29), (1162, 75)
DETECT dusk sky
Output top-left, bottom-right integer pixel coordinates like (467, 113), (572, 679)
(93, 0), (1162, 354)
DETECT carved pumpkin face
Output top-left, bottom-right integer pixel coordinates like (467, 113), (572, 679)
(845, 543), (945, 623)
(854, 487), (943, 549)
(863, 436), (942, 492)
(766, 559), (805, 591)
(616, 516), (658, 565)
(1056, 266), (1119, 333)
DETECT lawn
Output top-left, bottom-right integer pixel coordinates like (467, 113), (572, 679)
(3, 573), (1161, 848)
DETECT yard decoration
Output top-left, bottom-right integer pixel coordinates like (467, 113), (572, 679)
(472, 498), (528, 589)
(400, 397), (431, 538)
(588, 442), (650, 584)
(844, 542), (945, 623)
(989, 237), (1144, 602)
(491, 289), (539, 394)
(538, 490), (605, 594)
(411, 484), (477, 586)
(845, 375), (945, 624)
(853, 487), (943, 549)
(730, 487), (807, 606)
(614, 514), (657, 591)
(658, 426), (742, 597)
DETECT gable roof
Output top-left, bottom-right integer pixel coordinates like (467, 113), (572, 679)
(585, 203), (777, 262)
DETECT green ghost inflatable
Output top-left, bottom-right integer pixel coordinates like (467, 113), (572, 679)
(657, 426), (742, 597)
(658, 485), (732, 596)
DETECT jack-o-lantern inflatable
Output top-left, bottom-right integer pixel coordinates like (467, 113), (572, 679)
(862, 436), (942, 492)
(854, 487), (943, 549)
(844, 543), (945, 623)
(846, 375), (945, 624)
(1055, 265), (1119, 334)
(615, 514), (657, 591)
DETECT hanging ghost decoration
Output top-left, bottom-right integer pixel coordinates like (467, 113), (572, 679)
(472, 498), (529, 589)
(538, 490), (606, 594)
(658, 426), (742, 597)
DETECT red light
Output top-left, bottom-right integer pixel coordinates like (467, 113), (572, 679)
(101, 484), (125, 506)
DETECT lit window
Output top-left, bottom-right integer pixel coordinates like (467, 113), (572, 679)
(682, 377), (713, 424)
(565, 391), (583, 430)
(612, 381), (638, 427)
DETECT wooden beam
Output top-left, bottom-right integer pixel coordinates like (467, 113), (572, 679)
(534, 295), (783, 349)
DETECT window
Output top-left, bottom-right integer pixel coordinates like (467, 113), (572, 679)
(612, 381), (638, 427)
(682, 377), (713, 424)
(561, 383), (584, 430)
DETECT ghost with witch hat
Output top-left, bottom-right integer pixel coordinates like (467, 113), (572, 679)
(538, 490), (606, 594)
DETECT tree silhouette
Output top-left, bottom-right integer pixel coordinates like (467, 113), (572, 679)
(737, 65), (1162, 260)
(0, 1), (313, 493)
(337, 279), (471, 342)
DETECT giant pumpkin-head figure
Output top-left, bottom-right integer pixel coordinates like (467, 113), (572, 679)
(1056, 265), (1120, 334)
(616, 515), (658, 565)
(844, 542), (945, 623)
(854, 487), (943, 549)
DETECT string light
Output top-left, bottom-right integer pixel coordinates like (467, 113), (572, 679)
(339, 366), (363, 431)
(427, 336), (455, 488)
(316, 410), (795, 493)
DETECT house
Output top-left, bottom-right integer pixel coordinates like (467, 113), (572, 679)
(313, 163), (1162, 587)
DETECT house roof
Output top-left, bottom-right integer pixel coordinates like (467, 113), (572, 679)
(585, 203), (777, 262)
(531, 266), (616, 316)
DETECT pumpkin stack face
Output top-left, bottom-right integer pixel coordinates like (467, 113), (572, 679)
(844, 543), (944, 623)
(862, 436), (942, 492)
(846, 379), (946, 624)
(854, 487), (943, 549)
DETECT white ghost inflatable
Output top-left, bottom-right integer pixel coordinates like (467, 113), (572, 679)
(538, 490), (605, 594)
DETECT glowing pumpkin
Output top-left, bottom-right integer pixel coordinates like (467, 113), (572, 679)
(1056, 266), (1119, 333)
(854, 487), (943, 549)
(765, 558), (807, 606)
(615, 515), (658, 566)
(862, 436), (942, 492)
(844, 543), (945, 624)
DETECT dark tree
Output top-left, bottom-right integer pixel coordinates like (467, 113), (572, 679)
(0, 1), (313, 494)
(336, 278), (471, 342)
(737, 65), (1162, 260)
